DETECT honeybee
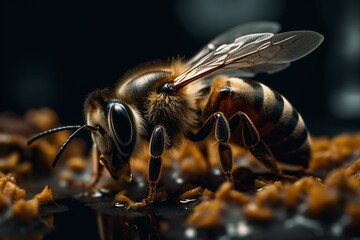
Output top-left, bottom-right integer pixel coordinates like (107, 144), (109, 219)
(28, 22), (323, 205)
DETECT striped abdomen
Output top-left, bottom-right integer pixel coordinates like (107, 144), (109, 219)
(204, 76), (311, 167)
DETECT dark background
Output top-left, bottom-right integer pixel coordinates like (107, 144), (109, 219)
(1, 0), (360, 136)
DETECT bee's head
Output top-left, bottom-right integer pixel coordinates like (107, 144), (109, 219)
(27, 88), (137, 183)
(84, 88), (137, 182)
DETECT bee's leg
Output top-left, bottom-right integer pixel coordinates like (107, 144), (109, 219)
(228, 112), (281, 175)
(73, 144), (104, 188)
(186, 114), (218, 142)
(187, 111), (233, 141)
(144, 125), (166, 204)
(187, 112), (234, 184)
(214, 114), (234, 184)
(88, 144), (104, 188)
(248, 140), (282, 175)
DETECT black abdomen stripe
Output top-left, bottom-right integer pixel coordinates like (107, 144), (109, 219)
(267, 91), (284, 124)
(242, 79), (264, 112)
(274, 135), (311, 167)
(262, 103), (299, 144)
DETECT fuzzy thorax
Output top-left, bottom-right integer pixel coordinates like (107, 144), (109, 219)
(145, 89), (199, 147)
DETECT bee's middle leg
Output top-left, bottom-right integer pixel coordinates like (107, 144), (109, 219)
(187, 112), (235, 185)
(214, 114), (234, 184)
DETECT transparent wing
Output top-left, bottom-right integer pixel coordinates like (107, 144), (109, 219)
(222, 62), (291, 78)
(173, 31), (324, 89)
(188, 21), (281, 66)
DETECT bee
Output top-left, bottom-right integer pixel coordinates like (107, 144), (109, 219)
(28, 22), (323, 205)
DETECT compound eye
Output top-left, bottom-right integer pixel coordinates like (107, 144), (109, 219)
(108, 103), (134, 149)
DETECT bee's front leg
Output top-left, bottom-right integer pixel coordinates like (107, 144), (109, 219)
(71, 144), (104, 189)
(143, 125), (166, 205)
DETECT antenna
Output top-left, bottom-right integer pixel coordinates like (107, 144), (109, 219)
(28, 124), (98, 167)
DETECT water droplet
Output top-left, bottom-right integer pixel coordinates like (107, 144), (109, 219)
(179, 198), (198, 204)
(114, 202), (127, 208)
(184, 227), (197, 239)
(91, 191), (103, 198)
(176, 177), (184, 184)
(213, 168), (221, 176)
(236, 221), (251, 236)
(99, 188), (111, 194)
